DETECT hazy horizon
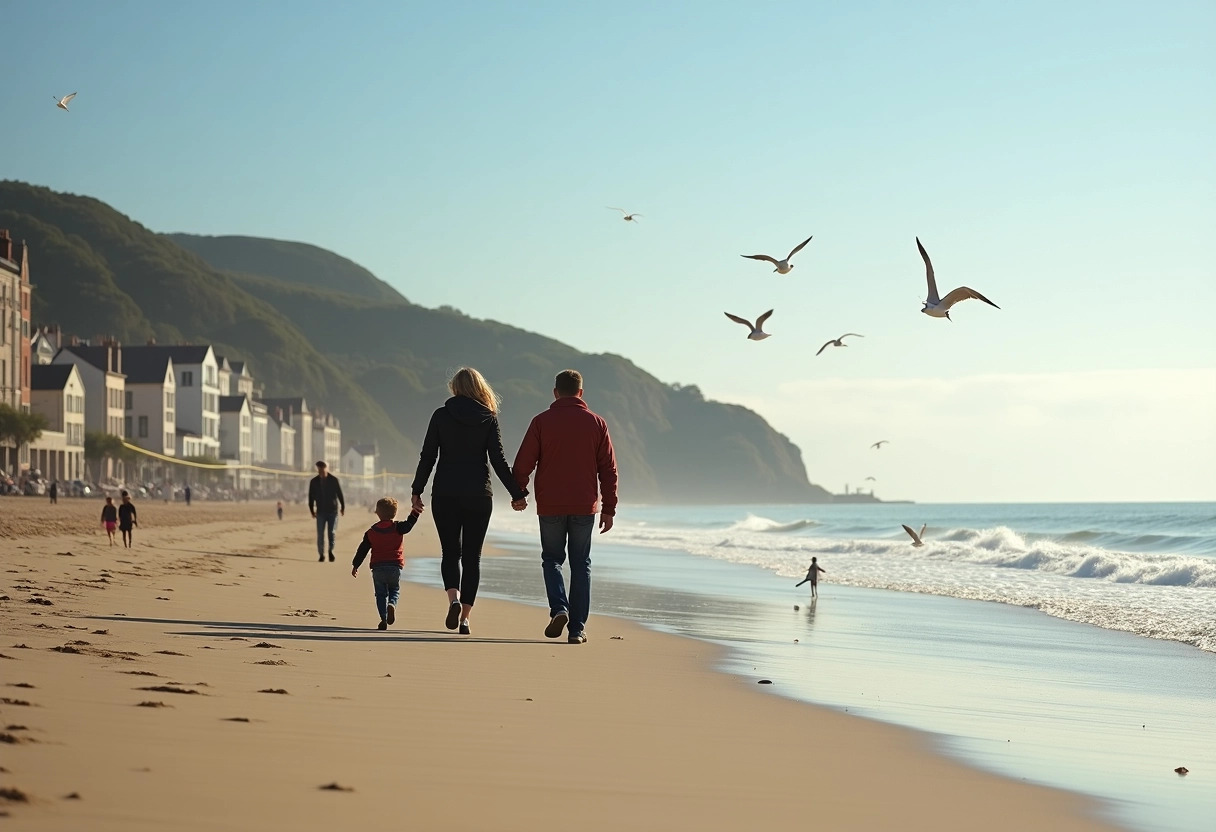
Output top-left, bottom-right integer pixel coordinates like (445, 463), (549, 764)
(2, 1), (1212, 503)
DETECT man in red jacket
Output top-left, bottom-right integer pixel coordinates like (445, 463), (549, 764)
(512, 369), (618, 644)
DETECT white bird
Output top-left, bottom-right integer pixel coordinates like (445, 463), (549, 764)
(864, 476), (876, 481)
(608, 207), (641, 222)
(54, 92), (77, 111)
(902, 523), (927, 547)
(724, 310), (774, 341)
(870, 440), (889, 450)
(815, 332), (864, 356)
(740, 235), (812, 274)
(917, 237), (999, 319)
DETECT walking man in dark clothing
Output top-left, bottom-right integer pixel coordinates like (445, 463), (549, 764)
(512, 369), (618, 644)
(309, 460), (345, 562)
(48, 480), (58, 504)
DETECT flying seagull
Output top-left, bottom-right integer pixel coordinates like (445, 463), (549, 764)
(608, 207), (641, 222)
(724, 310), (774, 341)
(917, 237), (999, 319)
(870, 440), (889, 449)
(54, 92), (77, 111)
(902, 524), (927, 547)
(815, 332), (864, 356)
(740, 235), (812, 274)
(864, 476), (876, 481)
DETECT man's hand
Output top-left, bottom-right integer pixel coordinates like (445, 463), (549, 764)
(310, 510), (316, 519)
(599, 515), (613, 534)
(511, 498), (527, 512)
(351, 567), (358, 578)
(340, 508), (345, 517)
(411, 494), (425, 513)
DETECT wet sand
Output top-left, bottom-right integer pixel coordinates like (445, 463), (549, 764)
(0, 498), (1120, 830)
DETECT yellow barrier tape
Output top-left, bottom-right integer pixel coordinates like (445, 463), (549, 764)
(119, 441), (405, 481)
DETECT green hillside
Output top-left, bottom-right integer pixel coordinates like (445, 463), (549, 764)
(0, 181), (415, 466)
(1, 180), (831, 503)
(167, 234), (403, 303)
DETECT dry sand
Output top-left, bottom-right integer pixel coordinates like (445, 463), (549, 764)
(0, 498), (1121, 830)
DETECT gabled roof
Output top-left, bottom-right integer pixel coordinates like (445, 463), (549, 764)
(219, 395), (250, 413)
(126, 344), (213, 367)
(347, 443), (377, 456)
(31, 364), (75, 391)
(228, 360), (249, 376)
(56, 345), (125, 377)
(260, 396), (308, 411)
(122, 351), (174, 385)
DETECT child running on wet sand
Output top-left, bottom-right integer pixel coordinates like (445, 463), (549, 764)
(351, 497), (422, 630)
(101, 497), (118, 545)
(795, 556), (826, 596)
(118, 490), (138, 548)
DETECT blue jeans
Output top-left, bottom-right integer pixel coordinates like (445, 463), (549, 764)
(371, 564), (402, 621)
(316, 512), (338, 556)
(540, 514), (594, 635)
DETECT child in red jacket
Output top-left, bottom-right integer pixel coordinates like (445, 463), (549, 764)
(352, 497), (422, 630)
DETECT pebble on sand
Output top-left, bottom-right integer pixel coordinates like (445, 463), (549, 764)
(1174, 766), (1188, 775)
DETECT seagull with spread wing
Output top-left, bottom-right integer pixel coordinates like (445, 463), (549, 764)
(816, 332), (864, 356)
(608, 207), (641, 222)
(902, 524), (927, 547)
(54, 92), (77, 111)
(724, 310), (774, 341)
(870, 440), (889, 450)
(740, 235), (812, 274)
(917, 237), (1000, 319)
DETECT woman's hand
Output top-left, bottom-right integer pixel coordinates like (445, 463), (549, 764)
(411, 494), (425, 514)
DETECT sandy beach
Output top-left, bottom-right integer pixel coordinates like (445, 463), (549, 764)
(0, 499), (1121, 831)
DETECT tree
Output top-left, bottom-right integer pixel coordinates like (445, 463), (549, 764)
(0, 403), (48, 447)
(84, 431), (135, 481)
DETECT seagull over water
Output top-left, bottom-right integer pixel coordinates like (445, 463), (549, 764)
(741, 235), (813, 274)
(870, 440), (889, 450)
(608, 207), (641, 222)
(815, 332), (864, 356)
(724, 310), (774, 341)
(916, 237), (1000, 319)
(54, 92), (77, 111)
(902, 524), (927, 547)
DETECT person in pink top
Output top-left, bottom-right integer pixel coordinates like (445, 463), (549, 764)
(512, 369), (618, 644)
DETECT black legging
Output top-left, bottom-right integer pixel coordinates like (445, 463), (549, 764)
(432, 495), (493, 606)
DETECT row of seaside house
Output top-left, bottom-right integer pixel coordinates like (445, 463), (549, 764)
(2, 226), (376, 489)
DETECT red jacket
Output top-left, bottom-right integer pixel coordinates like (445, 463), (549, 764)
(351, 513), (420, 569)
(513, 397), (618, 517)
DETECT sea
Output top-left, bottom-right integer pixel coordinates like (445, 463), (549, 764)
(418, 501), (1216, 832)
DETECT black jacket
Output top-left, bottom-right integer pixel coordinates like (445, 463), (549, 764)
(412, 396), (527, 500)
(308, 474), (345, 515)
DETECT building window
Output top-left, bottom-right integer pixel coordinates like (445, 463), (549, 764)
(125, 391), (133, 410)
(181, 371), (193, 387)
(138, 416), (148, 438)
(165, 432), (173, 449)
(124, 416), (132, 437)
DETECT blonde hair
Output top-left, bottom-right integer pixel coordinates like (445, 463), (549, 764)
(449, 367), (500, 414)
(375, 497), (399, 519)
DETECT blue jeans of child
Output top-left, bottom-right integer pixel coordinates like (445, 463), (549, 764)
(371, 564), (402, 622)
(316, 512), (338, 557)
(539, 514), (594, 636)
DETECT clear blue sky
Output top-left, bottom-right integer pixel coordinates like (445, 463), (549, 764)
(3, 0), (1213, 502)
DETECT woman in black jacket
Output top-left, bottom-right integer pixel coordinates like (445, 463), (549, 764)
(411, 367), (528, 634)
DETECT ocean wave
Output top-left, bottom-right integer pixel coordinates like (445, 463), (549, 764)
(726, 514), (820, 534)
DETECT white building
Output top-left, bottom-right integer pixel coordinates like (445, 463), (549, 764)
(227, 360), (255, 397)
(28, 364), (85, 481)
(312, 411), (341, 471)
(125, 345), (220, 459)
(250, 399), (268, 464)
(1, 229), (32, 475)
(265, 406), (296, 469)
(122, 351), (176, 456)
(54, 343), (127, 439)
(30, 326), (61, 366)
(218, 395), (253, 465)
(260, 397), (312, 470)
(342, 443), (376, 478)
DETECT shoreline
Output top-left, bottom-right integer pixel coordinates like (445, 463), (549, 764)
(1, 500), (1121, 830)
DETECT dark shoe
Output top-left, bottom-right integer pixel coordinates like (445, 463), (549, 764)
(568, 632), (587, 644)
(544, 611), (569, 639)
(377, 619), (387, 631)
(458, 621), (470, 636)
(318, 555), (324, 562)
(328, 552), (335, 562)
(386, 604), (395, 626)
(445, 601), (462, 630)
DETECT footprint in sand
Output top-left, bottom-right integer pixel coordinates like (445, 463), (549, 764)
(7, 683), (34, 689)
(253, 660), (291, 666)
(0, 698), (34, 707)
(0, 786), (30, 803)
(258, 689), (289, 695)
(137, 686), (202, 696)
(222, 717), (251, 723)
(153, 651), (186, 656)
(121, 671), (160, 677)
(251, 642), (281, 649)
(136, 701), (171, 708)
(318, 783), (354, 792)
